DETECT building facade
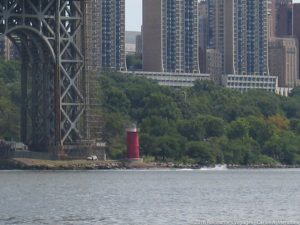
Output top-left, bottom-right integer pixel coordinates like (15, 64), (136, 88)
(293, 3), (300, 79)
(206, 49), (223, 77)
(222, 74), (277, 92)
(269, 0), (293, 38)
(269, 38), (299, 88)
(84, 0), (126, 140)
(135, 34), (143, 56)
(234, 1), (269, 75)
(276, 0), (293, 37)
(143, 0), (199, 73)
(84, 0), (102, 72)
(198, 0), (208, 73)
(207, 0), (233, 75)
(84, 0), (126, 71)
(101, 0), (126, 71)
(207, 0), (269, 76)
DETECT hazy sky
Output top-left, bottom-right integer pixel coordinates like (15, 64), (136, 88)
(126, 0), (142, 31)
(126, 0), (300, 31)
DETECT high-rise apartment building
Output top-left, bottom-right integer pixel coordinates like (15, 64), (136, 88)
(143, 0), (199, 73)
(276, 0), (293, 37)
(293, 3), (300, 79)
(269, 38), (299, 87)
(101, 0), (126, 71)
(84, 0), (126, 140)
(269, 0), (276, 38)
(207, 0), (233, 75)
(236, 1), (269, 75)
(84, 0), (126, 72)
(198, 0), (208, 73)
(269, 0), (293, 38)
(207, 0), (269, 76)
(84, 0), (102, 72)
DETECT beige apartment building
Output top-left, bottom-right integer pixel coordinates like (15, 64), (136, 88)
(143, 0), (199, 73)
(269, 38), (299, 88)
(207, 0), (234, 75)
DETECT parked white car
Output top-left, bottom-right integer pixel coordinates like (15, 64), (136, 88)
(87, 155), (98, 161)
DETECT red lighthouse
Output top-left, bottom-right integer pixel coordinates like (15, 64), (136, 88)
(126, 125), (140, 160)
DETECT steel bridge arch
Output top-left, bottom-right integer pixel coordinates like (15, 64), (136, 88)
(3, 25), (56, 61)
(0, 0), (86, 154)
(7, 28), (56, 150)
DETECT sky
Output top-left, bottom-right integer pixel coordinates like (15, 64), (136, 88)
(126, 0), (300, 32)
(126, 0), (143, 31)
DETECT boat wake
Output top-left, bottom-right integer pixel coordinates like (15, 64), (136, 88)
(200, 164), (228, 171)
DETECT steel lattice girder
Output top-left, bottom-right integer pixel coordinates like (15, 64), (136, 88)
(0, 0), (85, 151)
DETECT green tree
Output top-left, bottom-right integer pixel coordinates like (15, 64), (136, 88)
(240, 90), (280, 117)
(140, 133), (157, 156)
(263, 132), (300, 165)
(103, 87), (130, 115)
(246, 116), (275, 145)
(186, 141), (216, 165)
(227, 118), (249, 139)
(289, 86), (300, 98)
(223, 138), (260, 165)
(202, 115), (225, 138)
(177, 119), (205, 141)
(290, 119), (300, 135)
(281, 98), (300, 119)
(143, 92), (182, 120)
(154, 135), (185, 161)
(126, 55), (142, 70)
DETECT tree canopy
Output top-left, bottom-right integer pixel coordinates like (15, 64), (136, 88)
(95, 72), (300, 165)
(1, 61), (300, 166)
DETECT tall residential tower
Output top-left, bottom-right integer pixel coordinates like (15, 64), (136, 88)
(101, 0), (126, 71)
(198, 0), (208, 73)
(143, 0), (199, 73)
(207, 0), (269, 76)
(293, 3), (300, 79)
(84, 0), (126, 72)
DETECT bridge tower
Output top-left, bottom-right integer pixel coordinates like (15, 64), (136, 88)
(0, 0), (86, 154)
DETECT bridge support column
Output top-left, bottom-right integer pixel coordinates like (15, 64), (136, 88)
(0, 0), (86, 154)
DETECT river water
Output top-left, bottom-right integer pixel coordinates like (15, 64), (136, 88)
(0, 169), (300, 225)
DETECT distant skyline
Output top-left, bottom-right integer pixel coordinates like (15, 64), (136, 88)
(125, 0), (300, 31)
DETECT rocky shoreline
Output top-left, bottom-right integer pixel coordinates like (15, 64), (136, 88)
(0, 158), (300, 170)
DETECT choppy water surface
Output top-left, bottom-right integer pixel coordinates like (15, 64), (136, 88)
(0, 169), (300, 225)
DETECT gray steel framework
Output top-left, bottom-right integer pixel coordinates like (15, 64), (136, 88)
(0, 0), (85, 153)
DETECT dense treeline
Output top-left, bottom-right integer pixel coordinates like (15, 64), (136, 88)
(1, 60), (300, 166)
(99, 72), (300, 166)
(0, 60), (21, 140)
